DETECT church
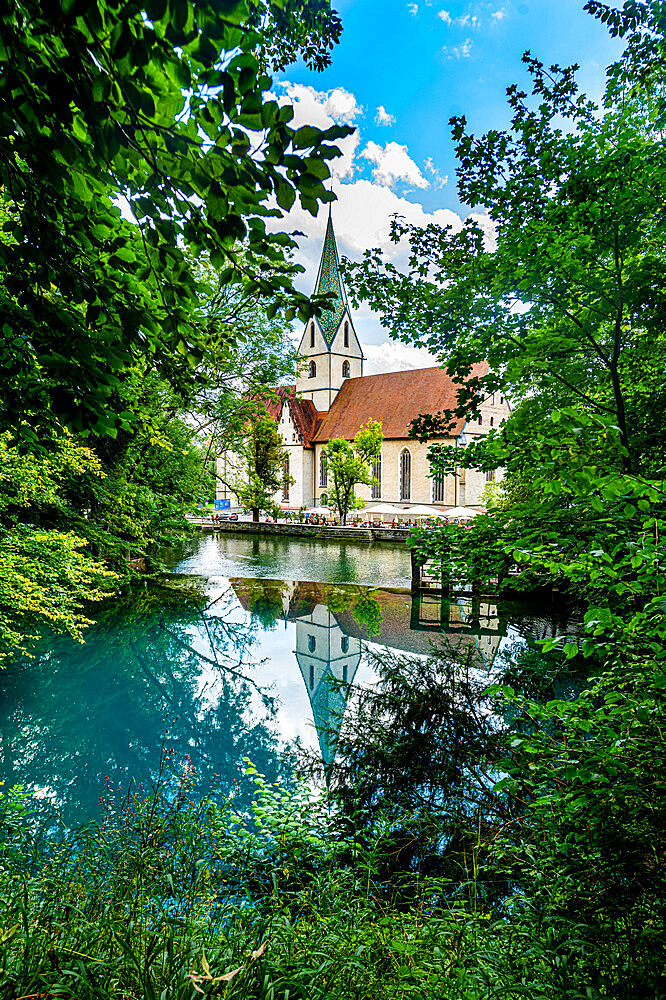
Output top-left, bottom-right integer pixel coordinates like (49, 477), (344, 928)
(217, 214), (509, 511)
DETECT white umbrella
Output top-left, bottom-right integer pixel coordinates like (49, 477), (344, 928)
(362, 503), (407, 517)
(441, 505), (479, 520)
(306, 505), (332, 515)
(398, 504), (448, 518)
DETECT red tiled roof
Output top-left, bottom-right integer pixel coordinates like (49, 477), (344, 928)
(312, 364), (488, 442)
(261, 386), (322, 449)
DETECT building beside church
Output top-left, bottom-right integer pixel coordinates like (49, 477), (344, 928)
(217, 213), (510, 511)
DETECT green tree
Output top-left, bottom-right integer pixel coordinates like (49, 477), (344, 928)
(345, 59), (666, 475)
(0, 0), (350, 447)
(324, 420), (383, 525)
(224, 411), (290, 522)
(0, 429), (117, 662)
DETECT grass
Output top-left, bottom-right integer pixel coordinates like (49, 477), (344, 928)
(0, 755), (662, 1000)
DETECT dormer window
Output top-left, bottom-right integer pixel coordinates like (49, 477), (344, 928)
(342, 360), (350, 379)
(310, 322), (315, 348)
(344, 321), (349, 347)
(309, 360), (317, 379)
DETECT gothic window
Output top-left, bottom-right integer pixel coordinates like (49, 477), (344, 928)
(320, 453), (328, 488)
(308, 635), (316, 653)
(310, 322), (315, 348)
(486, 469), (496, 482)
(371, 456), (382, 499)
(341, 636), (349, 654)
(344, 321), (349, 347)
(399, 449), (411, 501)
(282, 456), (289, 501)
(431, 466), (446, 503)
(308, 359), (317, 379)
(342, 360), (350, 379)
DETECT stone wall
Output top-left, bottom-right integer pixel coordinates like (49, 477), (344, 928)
(192, 520), (410, 544)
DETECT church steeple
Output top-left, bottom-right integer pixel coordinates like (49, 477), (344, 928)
(313, 212), (348, 346)
(295, 210), (363, 412)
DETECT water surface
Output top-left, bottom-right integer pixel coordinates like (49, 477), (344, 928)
(168, 530), (412, 588)
(0, 533), (584, 826)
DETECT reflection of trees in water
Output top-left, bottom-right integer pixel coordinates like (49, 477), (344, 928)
(314, 624), (591, 893)
(0, 584), (291, 826)
(318, 638), (505, 883)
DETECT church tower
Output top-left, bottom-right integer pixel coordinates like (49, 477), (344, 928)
(295, 211), (363, 412)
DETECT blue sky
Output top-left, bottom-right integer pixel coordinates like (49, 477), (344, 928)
(271, 0), (625, 372)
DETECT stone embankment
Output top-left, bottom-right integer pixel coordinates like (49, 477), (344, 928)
(188, 517), (410, 544)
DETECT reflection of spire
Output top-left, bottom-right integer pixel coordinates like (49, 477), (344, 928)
(313, 213), (348, 346)
(294, 604), (360, 769)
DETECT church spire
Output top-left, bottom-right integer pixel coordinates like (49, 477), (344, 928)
(313, 212), (348, 346)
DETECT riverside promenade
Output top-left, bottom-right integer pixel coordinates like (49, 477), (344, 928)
(187, 516), (410, 544)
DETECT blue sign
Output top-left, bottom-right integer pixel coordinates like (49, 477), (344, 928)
(214, 499), (231, 510)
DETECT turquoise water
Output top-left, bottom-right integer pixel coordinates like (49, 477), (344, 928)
(0, 533), (582, 826)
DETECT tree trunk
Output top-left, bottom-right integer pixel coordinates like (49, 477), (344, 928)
(252, 507), (259, 522)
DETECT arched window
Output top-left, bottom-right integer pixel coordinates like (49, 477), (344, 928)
(320, 492), (328, 506)
(342, 360), (350, 379)
(310, 322), (315, 348)
(371, 455), (382, 499)
(308, 359), (317, 379)
(319, 453), (328, 488)
(478, 415), (483, 425)
(399, 449), (411, 501)
(282, 456), (289, 501)
(431, 464), (446, 503)
(490, 416), (494, 427)
(342, 664), (348, 682)
(341, 636), (349, 654)
(308, 635), (316, 654)
(344, 321), (349, 347)
(486, 469), (496, 482)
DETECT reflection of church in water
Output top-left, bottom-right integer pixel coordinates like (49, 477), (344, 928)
(294, 600), (361, 768)
(230, 579), (505, 769)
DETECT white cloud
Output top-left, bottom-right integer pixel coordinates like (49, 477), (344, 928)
(375, 105), (396, 127)
(407, 2), (418, 13)
(360, 141), (429, 190)
(272, 82), (362, 180)
(323, 87), (363, 124)
(439, 9), (480, 27)
(491, 8), (507, 21)
(364, 342), (439, 375)
(424, 157), (448, 189)
(468, 211), (497, 250)
(443, 37), (472, 58)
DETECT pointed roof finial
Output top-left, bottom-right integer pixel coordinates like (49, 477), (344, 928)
(313, 207), (347, 346)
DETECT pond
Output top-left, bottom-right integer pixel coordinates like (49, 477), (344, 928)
(0, 531), (584, 826)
